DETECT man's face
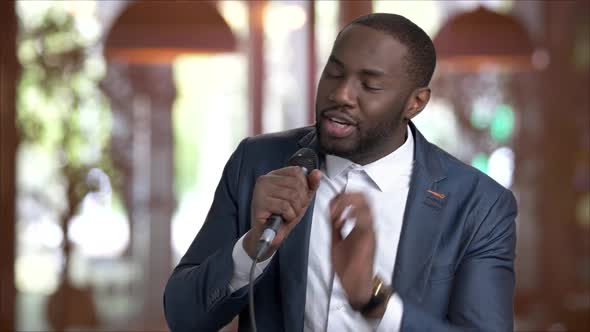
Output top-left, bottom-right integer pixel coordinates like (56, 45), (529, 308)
(315, 24), (414, 164)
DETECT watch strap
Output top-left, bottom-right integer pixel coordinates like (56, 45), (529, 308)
(359, 276), (392, 315)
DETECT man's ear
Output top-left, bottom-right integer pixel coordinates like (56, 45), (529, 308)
(403, 87), (431, 121)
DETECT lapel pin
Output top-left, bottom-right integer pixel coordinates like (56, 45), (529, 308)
(424, 190), (447, 210)
(427, 189), (446, 199)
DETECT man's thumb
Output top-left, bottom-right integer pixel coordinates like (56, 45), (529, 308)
(307, 169), (322, 192)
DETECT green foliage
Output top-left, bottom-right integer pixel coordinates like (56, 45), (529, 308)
(16, 3), (119, 220)
(490, 104), (515, 143)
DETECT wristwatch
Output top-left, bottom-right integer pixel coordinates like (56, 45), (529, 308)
(359, 275), (393, 315)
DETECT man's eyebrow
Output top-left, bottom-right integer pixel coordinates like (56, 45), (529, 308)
(328, 55), (344, 67)
(328, 55), (386, 77)
(360, 68), (386, 77)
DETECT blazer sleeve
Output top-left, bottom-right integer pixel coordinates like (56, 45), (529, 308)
(400, 189), (517, 332)
(163, 138), (254, 331)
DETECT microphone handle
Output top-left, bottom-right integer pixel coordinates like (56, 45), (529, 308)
(260, 214), (282, 244)
(255, 166), (310, 259)
(256, 214), (282, 260)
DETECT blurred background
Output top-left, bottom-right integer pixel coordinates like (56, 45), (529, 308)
(0, 0), (588, 331)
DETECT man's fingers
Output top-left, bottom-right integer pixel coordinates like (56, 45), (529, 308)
(266, 168), (321, 201)
(258, 196), (298, 223)
(271, 166), (322, 195)
(329, 193), (373, 231)
(331, 222), (343, 243)
(265, 185), (307, 213)
(263, 168), (320, 217)
(348, 208), (372, 232)
(265, 173), (307, 193)
(269, 166), (308, 188)
(330, 193), (366, 219)
(271, 165), (305, 175)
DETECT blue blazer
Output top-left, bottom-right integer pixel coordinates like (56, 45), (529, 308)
(164, 123), (517, 332)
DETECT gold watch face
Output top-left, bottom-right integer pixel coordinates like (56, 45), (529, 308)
(372, 277), (383, 296)
(372, 276), (392, 300)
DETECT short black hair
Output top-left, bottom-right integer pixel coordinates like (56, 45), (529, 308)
(344, 13), (436, 89)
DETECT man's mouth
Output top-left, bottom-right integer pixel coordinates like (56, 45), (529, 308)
(327, 116), (352, 126)
(321, 115), (356, 138)
(321, 108), (357, 126)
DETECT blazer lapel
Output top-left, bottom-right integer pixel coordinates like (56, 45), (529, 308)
(392, 123), (448, 303)
(278, 128), (320, 332)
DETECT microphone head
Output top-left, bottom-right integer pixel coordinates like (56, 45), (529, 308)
(287, 148), (319, 174)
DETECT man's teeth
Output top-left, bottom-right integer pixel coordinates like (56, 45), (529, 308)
(330, 117), (349, 126)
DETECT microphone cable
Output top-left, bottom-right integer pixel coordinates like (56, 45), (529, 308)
(249, 239), (273, 332)
(248, 256), (259, 332)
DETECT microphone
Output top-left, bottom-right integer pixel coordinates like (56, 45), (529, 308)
(255, 148), (319, 260)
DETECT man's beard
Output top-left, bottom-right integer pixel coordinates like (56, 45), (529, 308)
(315, 109), (404, 161)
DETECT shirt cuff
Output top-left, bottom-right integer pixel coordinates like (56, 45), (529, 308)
(228, 233), (275, 292)
(375, 293), (404, 332)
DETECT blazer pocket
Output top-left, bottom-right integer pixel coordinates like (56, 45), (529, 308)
(429, 264), (455, 283)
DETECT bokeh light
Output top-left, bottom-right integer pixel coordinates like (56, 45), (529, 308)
(488, 146), (515, 188)
(217, 0), (248, 35)
(471, 153), (489, 174)
(16, 252), (63, 295)
(490, 104), (515, 143)
(264, 4), (307, 33)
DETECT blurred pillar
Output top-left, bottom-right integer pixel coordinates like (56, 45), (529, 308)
(101, 63), (175, 330)
(535, 0), (588, 328)
(339, 0), (372, 30)
(0, 0), (17, 331)
(102, 1), (237, 327)
(307, 0), (316, 124)
(248, 0), (265, 135)
(102, 1), (238, 331)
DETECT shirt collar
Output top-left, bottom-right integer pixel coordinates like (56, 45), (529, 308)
(325, 125), (415, 191)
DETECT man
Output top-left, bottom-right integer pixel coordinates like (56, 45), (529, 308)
(164, 13), (517, 332)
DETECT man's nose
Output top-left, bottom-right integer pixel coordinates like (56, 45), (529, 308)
(328, 79), (356, 107)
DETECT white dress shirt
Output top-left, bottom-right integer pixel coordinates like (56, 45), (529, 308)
(229, 126), (414, 331)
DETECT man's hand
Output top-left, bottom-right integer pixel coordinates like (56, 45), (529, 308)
(243, 166), (322, 261)
(329, 192), (376, 311)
